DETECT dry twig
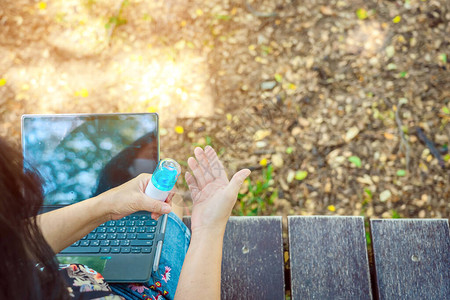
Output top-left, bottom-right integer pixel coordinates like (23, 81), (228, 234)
(394, 98), (411, 170)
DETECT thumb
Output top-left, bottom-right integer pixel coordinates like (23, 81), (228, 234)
(227, 169), (251, 196)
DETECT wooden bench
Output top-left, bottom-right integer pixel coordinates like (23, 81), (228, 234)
(183, 216), (449, 299)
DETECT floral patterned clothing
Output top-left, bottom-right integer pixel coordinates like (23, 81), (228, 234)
(59, 263), (124, 300)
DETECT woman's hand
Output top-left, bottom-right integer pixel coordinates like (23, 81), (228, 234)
(185, 146), (251, 234)
(176, 146), (250, 299)
(99, 173), (173, 221)
(39, 174), (173, 253)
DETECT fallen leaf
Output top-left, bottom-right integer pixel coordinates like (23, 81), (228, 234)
(271, 154), (283, 168)
(380, 190), (392, 202)
(196, 9), (204, 16)
(274, 73), (283, 83)
(147, 106), (156, 113)
(259, 158), (268, 167)
(385, 45), (395, 58)
(396, 169), (406, 176)
(384, 132), (395, 140)
(253, 129), (271, 141)
(320, 6), (334, 16)
(74, 88), (89, 97)
(295, 170), (308, 181)
(345, 126), (360, 142)
(327, 205), (336, 212)
(356, 8), (368, 20)
(442, 106), (450, 115)
(0, 78), (6, 86)
(348, 156), (362, 168)
(175, 126), (184, 134)
(38, 2), (47, 10)
(261, 81), (277, 90)
(286, 170), (295, 183)
(392, 15), (401, 23)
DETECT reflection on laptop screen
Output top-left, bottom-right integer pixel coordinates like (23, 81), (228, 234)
(22, 114), (159, 205)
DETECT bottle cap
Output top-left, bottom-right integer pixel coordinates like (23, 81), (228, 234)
(151, 159), (181, 191)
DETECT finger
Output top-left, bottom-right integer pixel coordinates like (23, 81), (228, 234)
(226, 169), (251, 198)
(194, 147), (215, 185)
(185, 171), (200, 200)
(188, 156), (207, 189)
(151, 212), (161, 220)
(141, 197), (172, 214)
(165, 191), (175, 205)
(204, 146), (228, 181)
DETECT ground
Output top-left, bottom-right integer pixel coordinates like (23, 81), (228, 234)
(0, 0), (449, 219)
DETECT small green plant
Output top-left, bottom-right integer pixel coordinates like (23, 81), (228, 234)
(391, 209), (401, 219)
(364, 219), (372, 248)
(234, 165), (278, 216)
(361, 188), (373, 248)
(192, 135), (213, 148)
(105, 0), (129, 29)
(192, 135), (225, 155)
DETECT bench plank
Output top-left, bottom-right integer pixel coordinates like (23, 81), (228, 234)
(288, 216), (372, 300)
(370, 219), (450, 299)
(184, 216), (285, 300)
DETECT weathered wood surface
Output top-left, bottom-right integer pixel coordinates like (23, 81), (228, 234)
(183, 216), (285, 300)
(288, 216), (372, 300)
(370, 219), (450, 300)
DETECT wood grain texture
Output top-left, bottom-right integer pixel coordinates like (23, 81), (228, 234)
(370, 219), (450, 300)
(288, 216), (372, 300)
(183, 216), (285, 300)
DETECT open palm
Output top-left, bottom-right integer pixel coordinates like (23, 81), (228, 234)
(185, 146), (251, 232)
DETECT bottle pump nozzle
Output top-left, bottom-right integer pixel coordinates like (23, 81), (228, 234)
(145, 158), (181, 201)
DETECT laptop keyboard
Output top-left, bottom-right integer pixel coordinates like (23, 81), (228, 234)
(60, 215), (158, 255)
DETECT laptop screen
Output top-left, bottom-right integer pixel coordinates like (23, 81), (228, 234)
(22, 113), (159, 206)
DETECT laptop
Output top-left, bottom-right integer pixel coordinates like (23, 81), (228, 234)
(21, 113), (167, 282)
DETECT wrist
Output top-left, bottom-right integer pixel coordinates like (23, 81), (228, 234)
(90, 194), (113, 224)
(191, 224), (226, 239)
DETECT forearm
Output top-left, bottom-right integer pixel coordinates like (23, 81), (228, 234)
(37, 196), (110, 253)
(175, 226), (225, 300)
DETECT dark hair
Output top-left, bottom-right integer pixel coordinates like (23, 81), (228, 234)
(0, 137), (69, 299)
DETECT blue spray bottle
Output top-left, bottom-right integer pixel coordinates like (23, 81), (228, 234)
(145, 158), (181, 201)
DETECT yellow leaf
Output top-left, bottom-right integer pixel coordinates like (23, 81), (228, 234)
(80, 88), (89, 97)
(231, 7), (237, 15)
(226, 113), (232, 121)
(175, 126), (184, 134)
(356, 8), (368, 20)
(0, 78), (6, 86)
(147, 106), (156, 113)
(393, 15), (401, 23)
(288, 83), (297, 90)
(180, 20), (187, 27)
(196, 9), (203, 16)
(38, 2), (47, 10)
(327, 205), (336, 212)
(384, 132), (395, 140)
(259, 158), (268, 167)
